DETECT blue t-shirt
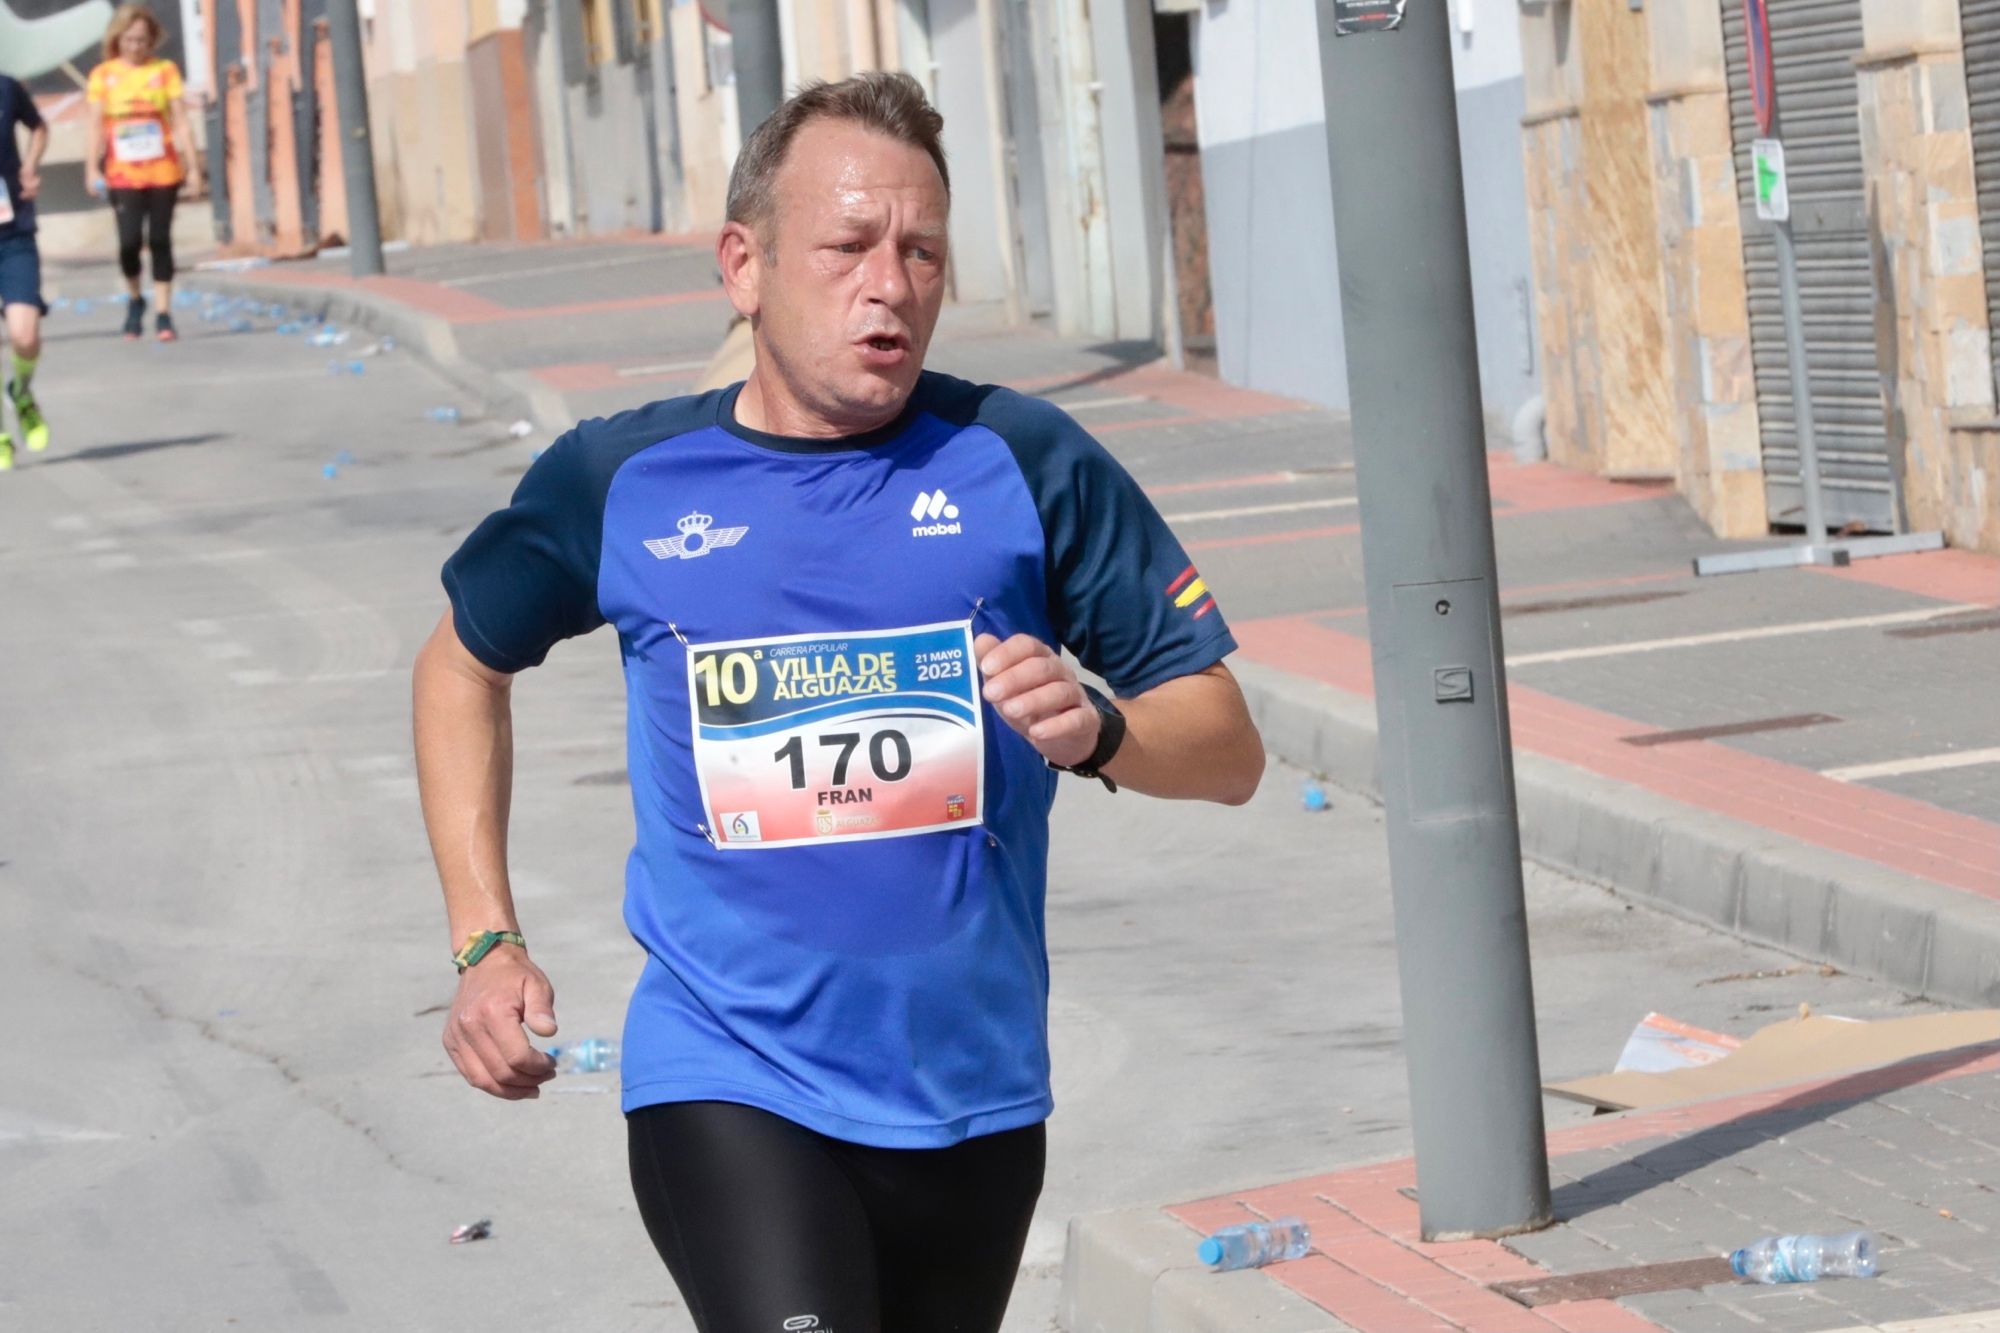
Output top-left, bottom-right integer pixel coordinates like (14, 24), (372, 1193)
(0, 76), (44, 237)
(443, 371), (1236, 1146)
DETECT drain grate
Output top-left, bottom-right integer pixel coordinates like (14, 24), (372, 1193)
(1493, 1257), (1738, 1306)
(1620, 713), (1841, 747)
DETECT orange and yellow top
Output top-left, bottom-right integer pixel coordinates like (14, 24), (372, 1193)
(88, 58), (186, 190)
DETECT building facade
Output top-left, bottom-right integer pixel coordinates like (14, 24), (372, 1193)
(1522, 0), (1999, 553)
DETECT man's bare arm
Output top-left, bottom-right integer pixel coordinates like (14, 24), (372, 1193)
(412, 611), (559, 1100)
(976, 634), (1264, 805)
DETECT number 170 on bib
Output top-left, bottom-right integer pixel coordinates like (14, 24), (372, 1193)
(686, 622), (987, 849)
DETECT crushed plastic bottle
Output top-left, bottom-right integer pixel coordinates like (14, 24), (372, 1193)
(507, 419), (534, 438)
(75, 298), (94, 315)
(1301, 781), (1330, 813)
(426, 406), (462, 425)
(547, 1038), (619, 1075)
(334, 450), (355, 467)
(308, 327), (348, 347)
(1730, 1231), (1876, 1284)
(321, 463), (340, 479)
(228, 318), (254, 333)
(328, 360), (367, 376)
(1198, 1217), (1310, 1272)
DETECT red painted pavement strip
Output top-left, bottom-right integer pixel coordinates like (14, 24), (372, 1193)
(1815, 548), (2000, 608)
(1168, 1045), (2000, 1331)
(1233, 617), (2000, 895)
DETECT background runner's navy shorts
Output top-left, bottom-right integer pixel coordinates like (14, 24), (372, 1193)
(0, 233), (46, 314)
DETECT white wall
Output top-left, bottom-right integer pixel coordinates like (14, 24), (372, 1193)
(1191, 0), (1538, 419)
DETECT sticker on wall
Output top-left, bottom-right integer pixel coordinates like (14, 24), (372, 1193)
(1332, 0), (1408, 35)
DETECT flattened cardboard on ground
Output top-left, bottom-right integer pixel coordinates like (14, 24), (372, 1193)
(1546, 1011), (2000, 1111)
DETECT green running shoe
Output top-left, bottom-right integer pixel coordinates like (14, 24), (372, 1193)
(0, 432), (13, 472)
(8, 380), (47, 453)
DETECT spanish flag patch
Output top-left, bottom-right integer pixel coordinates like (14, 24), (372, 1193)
(1165, 564), (1216, 620)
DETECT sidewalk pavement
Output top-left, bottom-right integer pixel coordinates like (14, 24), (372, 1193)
(172, 237), (2000, 1329)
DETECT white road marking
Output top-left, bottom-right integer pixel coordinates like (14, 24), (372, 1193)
(1822, 747), (2000, 783)
(1506, 605), (1985, 667)
(1161, 496), (1360, 524)
(616, 358), (711, 376)
(1043, 394), (1152, 412)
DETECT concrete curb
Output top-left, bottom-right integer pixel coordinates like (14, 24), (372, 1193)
(1061, 1209), (1351, 1332)
(1231, 658), (2000, 1010)
(184, 271), (566, 432)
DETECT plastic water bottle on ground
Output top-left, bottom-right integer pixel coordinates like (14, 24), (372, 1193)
(426, 406), (462, 424)
(1301, 781), (1330, 813)
(1731, 1231), (1876, 1284)
(1198, 1217), (1310, 1272)
(548, 1038), (619, 1074)
(228, 317), (253, 333)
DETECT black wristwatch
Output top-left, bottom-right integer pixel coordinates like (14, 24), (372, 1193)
(1051, 685), (1126, 791)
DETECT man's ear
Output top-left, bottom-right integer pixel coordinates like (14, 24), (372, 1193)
(717, 221), (764, 320)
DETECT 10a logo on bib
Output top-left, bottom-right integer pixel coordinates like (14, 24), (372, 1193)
(687, 621), (985, 849)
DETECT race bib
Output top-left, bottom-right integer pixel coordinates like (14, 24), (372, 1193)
(688, 622), (986, 850)
(112, 121), (167, 164)
(0, 182), (12, 227)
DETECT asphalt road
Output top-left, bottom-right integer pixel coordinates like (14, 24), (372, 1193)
(0, 277), (1940, 1330)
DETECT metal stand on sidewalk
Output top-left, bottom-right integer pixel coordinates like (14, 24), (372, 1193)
(1315, 0), (1552, 1242)
(1694, 1), (1941, 577)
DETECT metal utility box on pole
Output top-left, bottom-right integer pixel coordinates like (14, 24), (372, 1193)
(325, 0), (384, 278)
(1313, 0), (1551, 1241)
(729, 0), (786, 135)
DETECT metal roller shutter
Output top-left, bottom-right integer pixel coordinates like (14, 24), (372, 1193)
(1967, 0), (2000, 404)
(1721, 0), (1892, 532)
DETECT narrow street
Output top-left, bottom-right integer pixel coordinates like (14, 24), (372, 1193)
(0, 274), (1941, 1331)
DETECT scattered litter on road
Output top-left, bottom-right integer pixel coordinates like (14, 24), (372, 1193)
(1300, 780), (1330, 812)
(449, 1219), (493, 1244)
(227, 318), (253, 334)
(322, 463), (339, 479)
(1699, 962), (1838, 987)
(50, 297), (71, 311)
(75, 299), (93, 315)
(508, 419), (534, 438)
(1731, 1231), (1875, 1284)
(1547, 1010), (2000, 1111)
(335, 451), (355, 467)
(1197, 1217), (1309, 1272)
(276, 322), (301, 335)
(328, 360), (367, 376)
(427, 406), (462, 425)
(1612, 1012), (1740, 1075)
(195, 256), (272, 272)
(308, 328), (348, 348)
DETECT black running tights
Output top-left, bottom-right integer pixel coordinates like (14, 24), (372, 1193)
(109, 186), (177, 284)
(627, 1101), (1045, 1333)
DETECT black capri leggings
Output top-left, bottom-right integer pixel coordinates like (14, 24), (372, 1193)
(628, 1101), (1045, 1333)
(108, 186), (178, 284)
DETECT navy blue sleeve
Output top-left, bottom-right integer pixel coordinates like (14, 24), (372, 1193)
(441, 393), (722, 672)
(970, 384), (1238, 697)
(15, 84), (43, 132)
(442, 429), (610, 673)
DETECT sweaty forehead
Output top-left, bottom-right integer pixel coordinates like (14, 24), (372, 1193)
(774, 121), (948, 220)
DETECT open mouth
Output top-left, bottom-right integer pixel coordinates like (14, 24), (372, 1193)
(863, 335), (905, 353)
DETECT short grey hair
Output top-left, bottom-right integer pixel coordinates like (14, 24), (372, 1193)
(726, 72), (950, 241)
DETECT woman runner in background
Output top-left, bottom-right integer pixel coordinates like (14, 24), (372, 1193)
(86, 5), (203, 343)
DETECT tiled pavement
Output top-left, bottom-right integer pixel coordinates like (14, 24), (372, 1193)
(1165, 1048), (2000, 1332)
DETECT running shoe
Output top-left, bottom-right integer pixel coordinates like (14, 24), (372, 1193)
(123, 297), (146, 340)
(8, 380), (47, 453)
(156, 313), (177, 343)
(0, 432), (12, 472)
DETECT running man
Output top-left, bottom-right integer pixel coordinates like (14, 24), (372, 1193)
(0, 70), (50, 470)
(414, 73), (1264, 1331)
(86, 4), (202, 342)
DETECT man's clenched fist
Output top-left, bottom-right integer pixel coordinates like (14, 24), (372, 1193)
(442, 947), (560, 1100)
(975, 633), (1100, 770)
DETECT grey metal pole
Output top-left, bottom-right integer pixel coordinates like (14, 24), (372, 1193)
(324, 0), (384, 277)
(1314, 0), (1551, 1241)
(729, 0), (786, 134)
(1772, 221), (1827, 541)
